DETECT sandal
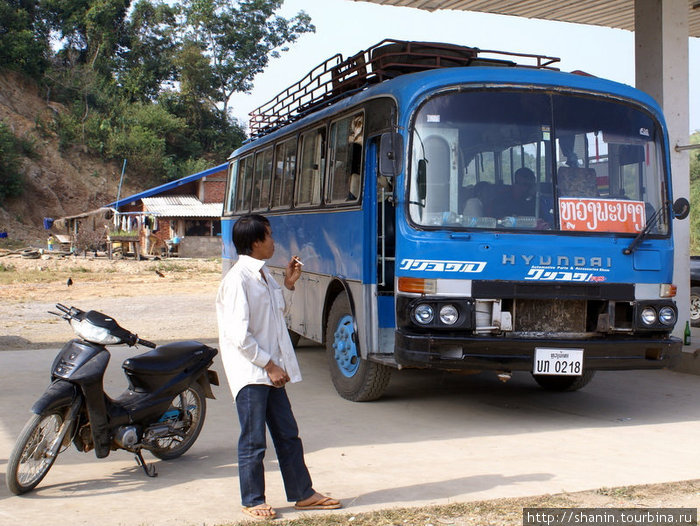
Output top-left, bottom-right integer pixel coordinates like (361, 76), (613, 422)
(294, 493), (342, 510)
(242, 503), (277, 520)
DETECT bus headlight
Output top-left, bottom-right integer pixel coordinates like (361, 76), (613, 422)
(640, 307), (657, 326)
(413, 304), (434, 325)
(439, 304), (459, 325)
(658, 306), (677, 326)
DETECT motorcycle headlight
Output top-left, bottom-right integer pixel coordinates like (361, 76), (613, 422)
(640, 307), (657, 326)
(413, 304), (434, 325)
(658, 306), (677, 326)
(70, 318), (121, 344)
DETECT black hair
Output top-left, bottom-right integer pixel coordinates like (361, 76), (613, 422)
(233, 214), (270, 256)
(514, 167), (535, 184)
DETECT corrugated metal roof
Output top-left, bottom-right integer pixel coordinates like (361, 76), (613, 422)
(141, 196), (223, 218)
(354, 0), (700, 37)
(106, 162), (228, 209)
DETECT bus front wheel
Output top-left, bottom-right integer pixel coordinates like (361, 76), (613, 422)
(325, 294), (391, 402)
(532, 370), (596, 392)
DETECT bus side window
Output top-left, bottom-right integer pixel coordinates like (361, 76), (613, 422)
(225, 160), (238, 213)
(235, 154), (254, 213)
(296, 126), (325, 207)
(252, 147), (273, 210)
(327, 113), (364, 203)
(272, 138), (297, 209)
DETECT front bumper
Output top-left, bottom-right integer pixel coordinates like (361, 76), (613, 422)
(395, 330), (682, 371)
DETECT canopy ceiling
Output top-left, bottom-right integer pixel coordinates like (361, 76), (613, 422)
(353, 0), (700, 38)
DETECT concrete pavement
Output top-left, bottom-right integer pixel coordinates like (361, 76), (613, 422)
(1, 344), (699, 526)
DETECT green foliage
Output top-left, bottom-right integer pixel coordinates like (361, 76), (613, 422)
(115, 0), (179, 102)
(107, 124), (167, 177)
(180, 0), (315, 116)
(690, 131), (700, 183)
(0, 0), (49, 77)
(3, 0), (311, 190)
(50, 111), (79, 151)
(688, 132), (700, 254)
(0, 122), (25, 202)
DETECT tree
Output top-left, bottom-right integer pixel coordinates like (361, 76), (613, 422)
(0, 0), (50, 77)
(179, 0), (314, 118)
(42, 0), (130, 72)
(115, 0), (179, 102)
(2, 0), (311, 191)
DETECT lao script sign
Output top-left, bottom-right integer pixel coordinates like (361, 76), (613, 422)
(398, 259), (486, 273)
(559, 198), (646, 233)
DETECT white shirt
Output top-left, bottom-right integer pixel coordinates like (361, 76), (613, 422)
(215, 255), (302, 399)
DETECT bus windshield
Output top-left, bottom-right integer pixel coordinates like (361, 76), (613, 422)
(409, 90), (668, 235)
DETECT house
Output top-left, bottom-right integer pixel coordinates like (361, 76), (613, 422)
(104, 163), (227, 258)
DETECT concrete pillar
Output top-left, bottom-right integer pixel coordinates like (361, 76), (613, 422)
(634, 0), (690, 338)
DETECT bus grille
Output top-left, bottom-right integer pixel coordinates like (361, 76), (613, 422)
(514, 299), (586, 333)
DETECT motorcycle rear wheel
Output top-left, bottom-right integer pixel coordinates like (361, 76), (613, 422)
(149, 382), (206, 460)
(7, 411), (64, 495)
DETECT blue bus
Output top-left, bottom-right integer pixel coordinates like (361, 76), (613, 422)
(222, 40), (687, 401)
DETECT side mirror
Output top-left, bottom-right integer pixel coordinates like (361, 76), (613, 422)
(379, 132), (403, 178)
(673, 197), (690, 220)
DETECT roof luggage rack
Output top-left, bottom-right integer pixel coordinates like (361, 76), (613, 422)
(248, 39), (560, 138)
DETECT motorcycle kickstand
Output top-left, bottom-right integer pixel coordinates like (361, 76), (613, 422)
(134, 450), (158, 477)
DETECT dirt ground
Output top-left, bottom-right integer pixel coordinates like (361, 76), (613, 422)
(0, 252), (222, 350)
(1, 253), (698, 523)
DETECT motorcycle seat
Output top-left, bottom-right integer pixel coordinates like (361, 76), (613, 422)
(123, 341), (215, 376)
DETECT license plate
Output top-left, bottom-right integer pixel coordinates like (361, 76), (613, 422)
(533, 348), (584, 376)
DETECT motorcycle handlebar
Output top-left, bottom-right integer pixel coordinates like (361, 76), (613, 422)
(136, 338), (157, 349)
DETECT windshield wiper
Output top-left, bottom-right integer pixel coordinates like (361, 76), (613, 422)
(622, 204), (664, 255)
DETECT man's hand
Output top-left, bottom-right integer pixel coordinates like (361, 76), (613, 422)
(284, 256), (303, 290)
(264, 360), (290, 388)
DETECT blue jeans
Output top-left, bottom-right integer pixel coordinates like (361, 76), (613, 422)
(235, 384), (314, 507)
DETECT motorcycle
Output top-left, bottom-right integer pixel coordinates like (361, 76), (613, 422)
(6, 303), (219, 495)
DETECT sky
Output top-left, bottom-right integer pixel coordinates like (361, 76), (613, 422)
(226, 0), (700, 136)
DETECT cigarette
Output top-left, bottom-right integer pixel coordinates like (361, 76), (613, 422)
(293, 256), (304, 266)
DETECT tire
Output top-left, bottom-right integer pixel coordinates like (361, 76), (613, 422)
(149, 382), (206, 460)
(325, 294), (391, 402)
(690, 287), (700, 327)
(532, 370), (596, 392)
(7, 411), (65, 495)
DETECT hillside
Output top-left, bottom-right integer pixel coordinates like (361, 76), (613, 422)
(0, 71), (143, 247)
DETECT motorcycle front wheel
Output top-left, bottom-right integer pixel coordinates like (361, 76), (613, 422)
(6, 411), (65, 495)
(149, 382), (206, 460)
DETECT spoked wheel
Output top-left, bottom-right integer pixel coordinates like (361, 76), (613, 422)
(325, 294), (391, 402)
(7, 411), (65, 495)
(149, 382), (206, 460)
(532, 370), (596, 392)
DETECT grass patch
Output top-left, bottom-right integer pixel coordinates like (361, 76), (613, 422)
(152, 262), (189, 273)
(223, 493), (575, 526)
(68, 266), (92, 273)
(217, 480), (700, 526)
(595, 486), (638, 499)
(0, 262), (16, 272)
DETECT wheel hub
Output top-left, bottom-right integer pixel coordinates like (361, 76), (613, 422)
(333, 315), (359, 377)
